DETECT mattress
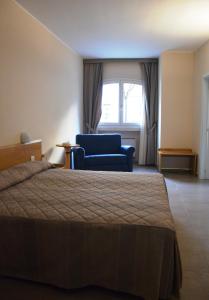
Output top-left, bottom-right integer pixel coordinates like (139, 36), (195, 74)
(0, 161), (182, 300)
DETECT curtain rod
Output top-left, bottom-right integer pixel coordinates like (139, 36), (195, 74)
(83, 58), (158, 64)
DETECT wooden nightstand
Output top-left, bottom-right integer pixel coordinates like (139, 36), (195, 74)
(56, 143), (79, 169)
(158, 148), (198, 175)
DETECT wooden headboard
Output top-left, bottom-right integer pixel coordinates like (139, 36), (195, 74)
(0, 140), (42, 171)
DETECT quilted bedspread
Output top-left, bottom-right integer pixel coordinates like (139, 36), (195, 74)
(0, 162), (182, 300)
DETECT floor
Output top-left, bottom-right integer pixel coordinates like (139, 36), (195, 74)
(134, 166), (209, 299)
(1, 168), (209, 300)
(165, 173), (209, 300)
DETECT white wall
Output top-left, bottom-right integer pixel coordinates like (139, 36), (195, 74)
(159, 51), (194, 149)
(192, 40), (209, 175)
(0, 0), (83, 163)
(158, 41), (209, 174)
(158, 51), (194, 170)
(193, 40), (209, 154)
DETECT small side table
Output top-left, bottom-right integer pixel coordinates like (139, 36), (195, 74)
(158, 148), (198, 175)
(56, 143), (79, 169)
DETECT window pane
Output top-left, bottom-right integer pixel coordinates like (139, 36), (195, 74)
(100, 83), (119, 123)
(123, 83), (143, 124)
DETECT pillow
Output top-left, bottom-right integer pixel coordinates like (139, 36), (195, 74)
(0, 160), (51, 191)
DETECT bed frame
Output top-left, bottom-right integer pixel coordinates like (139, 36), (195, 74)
(0, 140), (42, 171)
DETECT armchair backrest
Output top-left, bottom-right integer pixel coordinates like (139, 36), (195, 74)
(76, 134), (121, 155)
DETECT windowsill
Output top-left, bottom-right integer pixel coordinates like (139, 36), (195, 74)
(98, 126), (141, 132)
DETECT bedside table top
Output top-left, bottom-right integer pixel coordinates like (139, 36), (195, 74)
(56, 143), (79, 148)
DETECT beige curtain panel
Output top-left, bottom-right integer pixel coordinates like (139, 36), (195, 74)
(83, 63), (103, 133)
(141, 61), (158, 165)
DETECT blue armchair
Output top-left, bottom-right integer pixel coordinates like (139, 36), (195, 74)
(71, 134), (135, 172)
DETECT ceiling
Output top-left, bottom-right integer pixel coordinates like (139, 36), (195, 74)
(16, 0), (209, 58)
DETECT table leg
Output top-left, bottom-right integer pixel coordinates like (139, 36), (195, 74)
(158, 154), (162, 172)
(193, 155), (197, 176)
(64, 148), (71, 169)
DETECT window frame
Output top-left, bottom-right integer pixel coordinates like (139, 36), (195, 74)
(99, 79), (143, 130)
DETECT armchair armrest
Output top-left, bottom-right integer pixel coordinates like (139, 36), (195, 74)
(71, 147), (85, 169)
(120, 145), (135, 172)
(120, 145), (135, 157)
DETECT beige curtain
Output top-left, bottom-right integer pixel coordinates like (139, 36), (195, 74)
(83, 63), (103, 133)
(140, 62), (158, 165)
(138, 86), (147, 165)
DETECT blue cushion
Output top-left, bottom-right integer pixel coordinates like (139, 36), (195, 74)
(76, 134), (121, 155)
(84, 154), (127, 166)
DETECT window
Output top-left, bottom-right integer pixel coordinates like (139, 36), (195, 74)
(100, 83), (119, 123)
(99, 80), (143, 128)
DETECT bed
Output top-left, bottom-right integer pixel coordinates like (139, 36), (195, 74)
(0, 141), (182, 300)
